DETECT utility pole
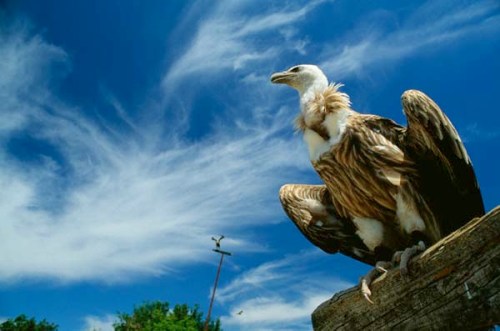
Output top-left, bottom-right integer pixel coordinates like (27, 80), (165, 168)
(204, 235), (231, 331)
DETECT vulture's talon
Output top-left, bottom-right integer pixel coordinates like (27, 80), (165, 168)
(394, 241), (426, 279)
(359, 261), (394, 304)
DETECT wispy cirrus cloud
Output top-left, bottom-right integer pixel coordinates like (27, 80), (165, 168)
(0, 19), (310, 283)
(163, 0), (329, 88)
(320, 0), (500, 79)
(0, 20), (68, 136)
(218, 251), (353, 331)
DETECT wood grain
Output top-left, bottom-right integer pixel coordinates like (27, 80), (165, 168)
(312, 206), (500, 330)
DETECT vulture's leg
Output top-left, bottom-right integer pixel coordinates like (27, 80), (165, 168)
(359, 260), (393, 304)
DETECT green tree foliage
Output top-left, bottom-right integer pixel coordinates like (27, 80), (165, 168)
(113, 301), (221, 331)
(0, 314), (58, 331)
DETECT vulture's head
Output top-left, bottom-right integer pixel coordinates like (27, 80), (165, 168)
(270, 64), (328, 95)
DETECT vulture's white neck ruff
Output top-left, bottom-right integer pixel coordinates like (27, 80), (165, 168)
(300, 80), (352, 162)
(299, 79), (329, 112)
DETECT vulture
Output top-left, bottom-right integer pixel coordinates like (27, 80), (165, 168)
(271, 64), (484, 302)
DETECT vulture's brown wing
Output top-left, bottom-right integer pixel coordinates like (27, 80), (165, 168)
(279, 184), (377, 266)
(401, 90), (485, 236)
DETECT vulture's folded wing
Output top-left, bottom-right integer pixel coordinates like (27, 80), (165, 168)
(279, 184), (377, 266)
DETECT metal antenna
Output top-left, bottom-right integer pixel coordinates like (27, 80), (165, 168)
(204, 235), (231, 331)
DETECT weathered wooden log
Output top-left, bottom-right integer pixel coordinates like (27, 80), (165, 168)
(312, 206), (500, 330)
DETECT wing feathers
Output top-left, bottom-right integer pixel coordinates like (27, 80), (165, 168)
(279, 184), (376, 265)
(402, 90), (469, 165)
(401, 90), (485, 235)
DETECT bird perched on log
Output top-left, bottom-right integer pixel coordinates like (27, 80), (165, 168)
(271, 64), (484, 302)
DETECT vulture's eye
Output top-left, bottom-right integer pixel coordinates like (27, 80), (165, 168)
(290, 66), (301, 73)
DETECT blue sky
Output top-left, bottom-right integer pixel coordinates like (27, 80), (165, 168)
(0, 1), (499, 330)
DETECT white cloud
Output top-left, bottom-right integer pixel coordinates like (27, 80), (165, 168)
(163, 0), (329, 88)
(218, 251), (353, 331)
(320, 0), (500, 79)
(82, 315), (116, 331)
(0, 20), (68, 136)
(0, 21), (311, 283)
(222, 295), (327, 331)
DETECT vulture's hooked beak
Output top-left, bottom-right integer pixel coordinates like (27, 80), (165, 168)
(270, 71), (295, 85)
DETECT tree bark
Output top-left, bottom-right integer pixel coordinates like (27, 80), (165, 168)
(312, 206), (500, 331)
